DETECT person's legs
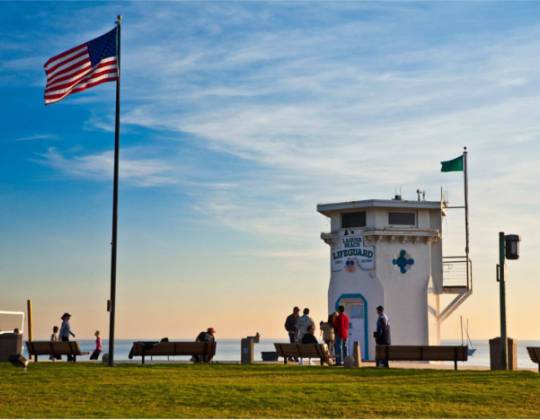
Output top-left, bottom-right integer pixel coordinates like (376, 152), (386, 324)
(334, 337), (342, 365)
(288, 332), (298, 362)
(288, 332), (295, 344)
(90, 350), (101, 360)
(324, 340), (333, 358)
(62, 336), (73, 362)
(342, 338), (348, 360)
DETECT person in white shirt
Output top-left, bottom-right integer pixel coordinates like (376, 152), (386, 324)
(49, 326), (59, 361)
(296, 308), (315, 342)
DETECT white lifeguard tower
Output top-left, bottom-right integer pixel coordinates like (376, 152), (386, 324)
(317, 195), (472, 360)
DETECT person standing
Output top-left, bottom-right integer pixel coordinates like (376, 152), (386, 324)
(374, 305), (391, 368)
(320, 313), (336, 358)
(90, 330), (102, 360)
(296, 308), (315, 342)
(59, 313), (76, 361)
(333, 305), (349, 366)
(284, 306), (300, 344)
(49, 326), (60, 361)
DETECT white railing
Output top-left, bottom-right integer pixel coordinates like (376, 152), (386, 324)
(443, 256), (472, 291)
(0, 310), (25, 334)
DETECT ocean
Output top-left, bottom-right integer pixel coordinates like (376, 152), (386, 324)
(27, 338), (540, 369)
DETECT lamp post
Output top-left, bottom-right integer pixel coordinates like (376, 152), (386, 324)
(497, 232), (520, 370)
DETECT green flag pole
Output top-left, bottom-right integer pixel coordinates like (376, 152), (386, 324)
(441, 148), (470, 288)
(463, 147), (470, 289)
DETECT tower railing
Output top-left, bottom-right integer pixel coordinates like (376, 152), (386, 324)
(442, 255), (472, 291)
(439, 256), (472, 322)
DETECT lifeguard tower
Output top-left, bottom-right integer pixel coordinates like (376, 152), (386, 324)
(317, 195), (472, 360)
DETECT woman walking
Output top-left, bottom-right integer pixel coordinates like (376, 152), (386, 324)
(59, 313), (76, 361)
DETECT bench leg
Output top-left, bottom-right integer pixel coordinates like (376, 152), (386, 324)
(34, 355), (38, 363)
(142, 355), (145, 365)
(454, 359), (457, 371)
(284, 357), (287, 365)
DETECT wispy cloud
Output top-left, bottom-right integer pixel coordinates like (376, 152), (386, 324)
(8, 2), (540, 259)
(14, 134), (57, 142)
(38, 147), (176, 187)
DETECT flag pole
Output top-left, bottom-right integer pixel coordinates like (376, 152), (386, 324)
(463, 146), (470, 289)
(108, 14), (122, 367)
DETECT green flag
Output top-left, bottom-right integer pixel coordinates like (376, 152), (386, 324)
(441, 155), (464, 172)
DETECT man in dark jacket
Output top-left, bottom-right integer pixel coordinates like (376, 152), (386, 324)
(284, 307), (300, 343)
(374, 305), (391, 367)
(284, 306), (300, 362)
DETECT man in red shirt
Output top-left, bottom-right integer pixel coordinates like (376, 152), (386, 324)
(333, 305), (349, 365)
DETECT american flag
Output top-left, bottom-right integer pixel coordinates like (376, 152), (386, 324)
(44, 27), (118, 105)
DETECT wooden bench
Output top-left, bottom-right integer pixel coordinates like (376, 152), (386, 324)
(26, 341), (89, 362)
(527, 347), (540, 372)
(129, 341), (216, 364)
(274, 343), (330, 366)
(376, 345), (468, 370)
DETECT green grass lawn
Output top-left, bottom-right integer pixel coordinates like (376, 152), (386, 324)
(0, 362), (539, 418)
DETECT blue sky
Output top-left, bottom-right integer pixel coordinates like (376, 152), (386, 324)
(1, 1), (539, 339)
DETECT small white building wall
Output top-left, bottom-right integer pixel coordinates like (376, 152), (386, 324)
(427, 284), (441, 345)
(430, 209), (444, 292)
(417, 209), (430, 228)
(321, 201), (444, 360)
(327, 266), (383, 360)
(370, 240), (432, 350)
(331, 215), (341, 232)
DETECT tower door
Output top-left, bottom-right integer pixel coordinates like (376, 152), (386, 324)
(337, 296), (368, 360)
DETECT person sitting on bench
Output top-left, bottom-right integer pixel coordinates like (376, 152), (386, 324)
(193, 327), (216, 362)
(301, 325), (318, 344)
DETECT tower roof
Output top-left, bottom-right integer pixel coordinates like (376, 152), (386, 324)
(317, 199), (442, 217)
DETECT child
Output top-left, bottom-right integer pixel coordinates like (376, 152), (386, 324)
(90, 330), (102, 360)
(50, 326), (59, 361)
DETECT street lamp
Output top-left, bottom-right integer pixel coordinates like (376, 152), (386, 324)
(505, 234), (520, 260)
(497, 232), (521, 370)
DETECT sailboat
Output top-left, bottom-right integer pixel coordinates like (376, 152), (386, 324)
(460, 316), (476, 356)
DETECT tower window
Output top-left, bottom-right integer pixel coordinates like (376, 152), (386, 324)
(388, 212), (415, 225)
(341, 212), (366, 228)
